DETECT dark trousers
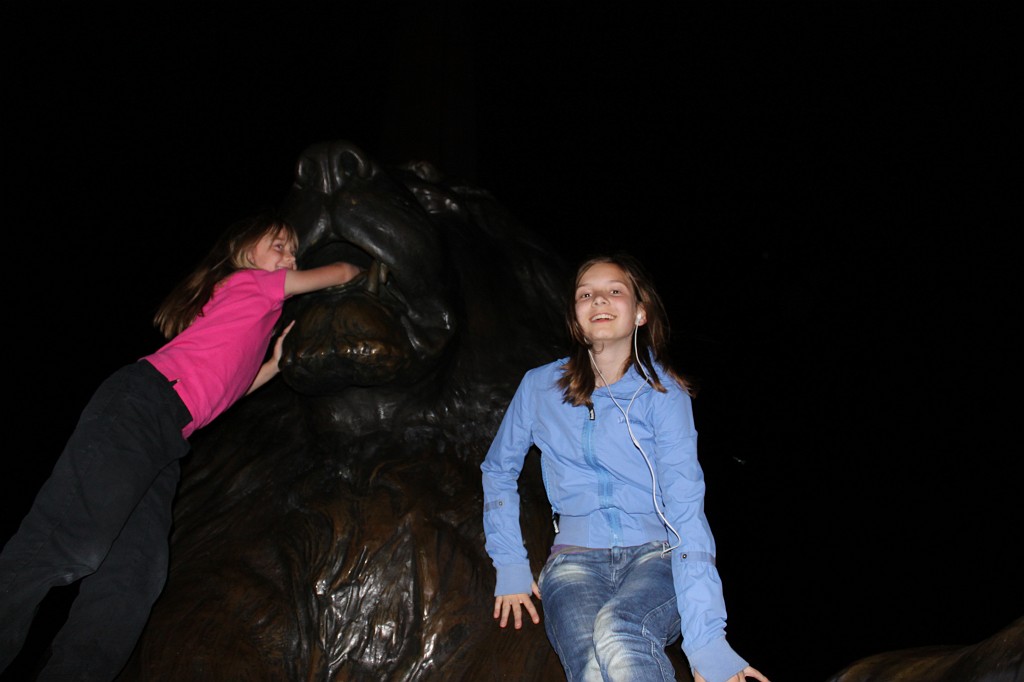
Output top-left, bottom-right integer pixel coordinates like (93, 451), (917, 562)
(0, 360), (192, 681)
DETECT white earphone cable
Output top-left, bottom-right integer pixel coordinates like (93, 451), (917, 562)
(589, 328), (682, 553)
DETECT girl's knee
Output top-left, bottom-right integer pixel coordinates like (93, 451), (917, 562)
(592, 603), (679, 673)
(593, 606), (644, 653)
(593, 618), (675, 682)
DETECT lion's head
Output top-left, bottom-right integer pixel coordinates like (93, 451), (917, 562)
(274, 140), (567, 443)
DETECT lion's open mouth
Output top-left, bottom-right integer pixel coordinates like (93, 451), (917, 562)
(303, 240), (376, 278)
(300, 238), (391, 297)
(281, 239), (426, 393)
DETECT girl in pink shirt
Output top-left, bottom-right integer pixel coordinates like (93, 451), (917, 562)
(0, 214), (361, 680)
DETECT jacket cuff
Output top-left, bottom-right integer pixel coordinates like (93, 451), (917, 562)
(686, 637), (748, 682)
(493, 563), (534, 596)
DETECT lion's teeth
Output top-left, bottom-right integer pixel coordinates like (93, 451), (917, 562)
(366, 261), (380, 295)
(364, 260), (389, 296)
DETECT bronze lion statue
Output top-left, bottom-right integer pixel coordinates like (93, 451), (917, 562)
(118, 141), (572, 681)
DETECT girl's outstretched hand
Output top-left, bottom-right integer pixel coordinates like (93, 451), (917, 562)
(695, 665), (770, 682)
(493, 580), (542, 630)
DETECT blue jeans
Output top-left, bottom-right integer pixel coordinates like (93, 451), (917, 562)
(538, 541), (681, 682)
(0, 360), (191, 681)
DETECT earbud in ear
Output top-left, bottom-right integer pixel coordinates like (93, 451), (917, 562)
(635, 313), (643, 325)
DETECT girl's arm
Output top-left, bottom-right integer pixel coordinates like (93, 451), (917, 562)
(284, 262), (362, 296)
(654, 388), (755, 681)
(247, 322), (294, 395)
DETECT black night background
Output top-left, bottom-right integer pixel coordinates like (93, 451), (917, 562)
(3, 4), (1019, 680)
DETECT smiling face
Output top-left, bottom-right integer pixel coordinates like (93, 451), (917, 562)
(573, 261), (645, 348)
(249, 228), (298, 272)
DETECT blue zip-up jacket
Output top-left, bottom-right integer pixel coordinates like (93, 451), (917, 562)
(481, 358), (748, 682)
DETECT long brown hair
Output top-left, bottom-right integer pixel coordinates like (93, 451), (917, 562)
(153, 213), (297, 339)
(557, 253), (690, 407)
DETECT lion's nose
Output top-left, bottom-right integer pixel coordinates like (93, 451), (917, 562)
(365, 260), (389, 296)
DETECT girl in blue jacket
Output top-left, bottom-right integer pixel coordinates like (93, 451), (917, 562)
(481, 254), (768, 682)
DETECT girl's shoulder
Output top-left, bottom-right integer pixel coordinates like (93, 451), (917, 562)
(217, 268), (288, 297)
(516, 358), (568, 398)
(650, 369), (693, 413)
(630, 362), (689, 407)
(523, 357), (568, 381)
